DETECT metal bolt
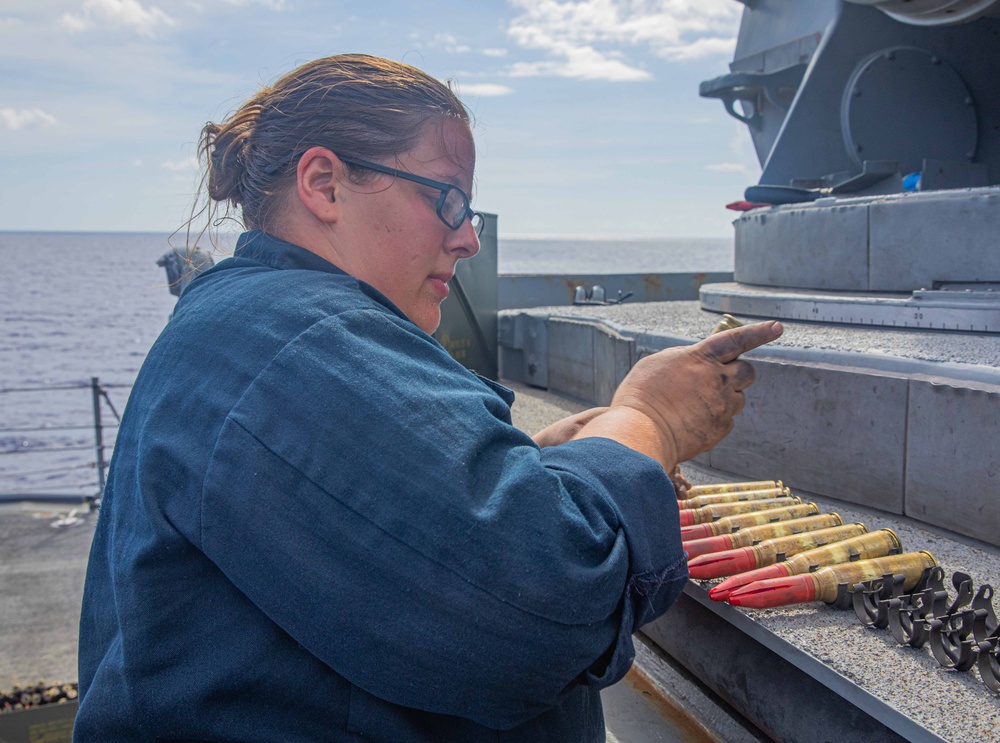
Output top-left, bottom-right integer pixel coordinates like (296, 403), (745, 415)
(853, 87), (862, 97)
(856, 144), (864, 153)
(967, 150), (975, 159)
(931, 56), (941, 65)
(528, 363), (538, 376)
(884, 51), (895, 60)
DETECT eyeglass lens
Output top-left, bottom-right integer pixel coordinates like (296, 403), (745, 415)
(440, 188), (485, 236)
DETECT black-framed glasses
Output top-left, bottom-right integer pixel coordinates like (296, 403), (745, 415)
(336, 154), (484, 237)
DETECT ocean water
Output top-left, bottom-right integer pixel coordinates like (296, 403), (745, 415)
(0, 230), (732, 497)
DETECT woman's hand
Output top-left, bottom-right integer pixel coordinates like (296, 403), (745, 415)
(573, 321), (782, 472)
(668, 464), (692, 498)
(532, 407), (609, 448)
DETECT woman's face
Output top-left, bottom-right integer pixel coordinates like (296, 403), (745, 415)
(332, 117), (480, 334)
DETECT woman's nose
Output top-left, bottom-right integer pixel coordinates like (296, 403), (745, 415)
(447, 216), (480, 259)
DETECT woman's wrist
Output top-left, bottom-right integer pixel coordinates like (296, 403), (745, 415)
(572, 406), (679, 473)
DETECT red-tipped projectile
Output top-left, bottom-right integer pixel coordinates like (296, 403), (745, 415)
(728, 574), (817, 608)
(709, 528), (901, 602)
(687, 523), (868, 580)
(709, 564), (790, 602)
(682, 534), (737, 560)
(727, 551), (937, 609)
(687, 547), (759, 580)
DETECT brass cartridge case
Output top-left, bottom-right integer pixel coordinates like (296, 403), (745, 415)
(710, 314), (745, 334)
(747, 523), (869, 567)
(682, 513), (844, 561)
(680, 502), (821, 540)
(685, 480), (782, 497)
(679, 486), (790, 509)
(782, 529), (902, 575)
(809, 551), (937, 604)
(688, 524), (867, 580)
(726, 513), (845, 549)
(680, 497), (801, 526)
(709, 529), (903, 601)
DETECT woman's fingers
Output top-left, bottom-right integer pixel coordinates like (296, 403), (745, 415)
(727, 359), (756, 391)
(699, 321), (783, 364)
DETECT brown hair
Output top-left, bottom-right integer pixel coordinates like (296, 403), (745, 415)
(194, 54), (470, 236)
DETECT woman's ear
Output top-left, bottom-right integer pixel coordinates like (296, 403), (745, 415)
(296, 146), (343, 223)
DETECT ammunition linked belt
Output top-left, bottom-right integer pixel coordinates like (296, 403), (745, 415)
(849, 568), (999, 693)
(0, 680), (78, 714)
(687, 477), (999, 694)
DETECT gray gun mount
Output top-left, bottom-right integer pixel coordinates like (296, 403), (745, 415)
(703, 0), (1000, 195)
(700, 0), (1000, 330)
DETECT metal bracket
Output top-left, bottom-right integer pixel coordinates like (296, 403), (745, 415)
(572, 285), (633, 306)
(972, 584), (1000, 692)
(926, 572), (978, 671)
(699, 63), (808, 129)
(852, 573), (906, 629)
(887, 566), (940, 647)
(853, 570), (1000, 689)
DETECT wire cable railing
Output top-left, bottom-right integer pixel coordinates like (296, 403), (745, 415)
(0, 377), (125, 506)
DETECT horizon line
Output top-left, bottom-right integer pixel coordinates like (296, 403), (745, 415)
(0, 228), (734, 241)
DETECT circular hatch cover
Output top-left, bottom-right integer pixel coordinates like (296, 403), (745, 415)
(842, 47), (978, 172)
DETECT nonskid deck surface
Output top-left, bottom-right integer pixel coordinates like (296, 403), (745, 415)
(519, 300), (1000, 371)
(0, 505), (92, 688)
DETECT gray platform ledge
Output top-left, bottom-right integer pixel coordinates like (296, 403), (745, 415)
(498, 303), (1000, 546)
(734, 187), (1000, 292)
(643, 584), (947, 743)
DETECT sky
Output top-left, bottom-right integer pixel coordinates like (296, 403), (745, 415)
(0, 0), (761, 238)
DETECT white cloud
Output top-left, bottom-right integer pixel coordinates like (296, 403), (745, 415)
(162, 156), (199, 171)
(218, 0), (288, 8)
(426, 32), (471, 53)
(656, 34), (735, 61)
(703, 121), (759, 175)
(705, 162), (746, 173)
(456, 83), (514, 97)
(506, 0), (740, 81)
(482, 48), (508, 57)
(60, 0), (175, 38)
(509, 46), (650, 81)
(0, 107), (58, 130)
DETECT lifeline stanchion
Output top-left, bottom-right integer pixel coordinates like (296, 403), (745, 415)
(91, 376), (106, 495)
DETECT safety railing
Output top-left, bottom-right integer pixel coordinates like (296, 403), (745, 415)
(0, 377), (127, 506)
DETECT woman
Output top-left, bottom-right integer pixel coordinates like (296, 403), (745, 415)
(76, 54), (781, 742)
